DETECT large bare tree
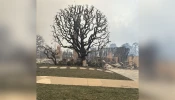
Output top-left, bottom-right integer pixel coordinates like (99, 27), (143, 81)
(52, 5), (110, 64)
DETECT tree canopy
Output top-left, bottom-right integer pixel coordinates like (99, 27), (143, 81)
(52, 5), (110, 62)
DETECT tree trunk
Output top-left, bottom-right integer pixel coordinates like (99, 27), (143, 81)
(53, 59), (57, 65)
(80, 56), (87, 66)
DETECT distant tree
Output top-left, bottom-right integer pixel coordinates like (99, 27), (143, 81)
(52, 5), (110, 65)
(110, 43), (117, 48)
(122, 43), (131, 49)
(132, 42), (139, 56)
(36, 35), (44, 58)
(126, 42), (139, 56)
(114, 47), (130, 66)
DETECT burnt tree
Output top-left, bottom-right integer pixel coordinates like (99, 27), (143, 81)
(43, 45), (58, 65)
(52, 5), (110, 65)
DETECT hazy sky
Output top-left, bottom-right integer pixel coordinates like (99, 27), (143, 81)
(37, 0), (139, 47)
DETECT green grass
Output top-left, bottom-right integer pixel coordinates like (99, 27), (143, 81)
(37, 68), (131, 80)
(37, 84), (138, 100)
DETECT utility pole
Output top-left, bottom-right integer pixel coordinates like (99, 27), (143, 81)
(73, 0), (76, 5)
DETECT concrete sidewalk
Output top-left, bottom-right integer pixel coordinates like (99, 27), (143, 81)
(37, 76), (138, 88)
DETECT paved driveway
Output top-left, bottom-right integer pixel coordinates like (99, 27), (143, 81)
(109, 68), (139, 82)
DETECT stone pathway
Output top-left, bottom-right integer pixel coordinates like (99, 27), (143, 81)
(37, 76), (138, 88)
(109, 68), (139, 82)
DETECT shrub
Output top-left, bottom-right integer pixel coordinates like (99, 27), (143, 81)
(87, 60), (103, 68)
(67, 59), (74, 66)
(67, 61), (71, 66)
(58, 60), (63, 65)
(62, 59), (67, 65)
(74, 61), (81, 66)
(58, 59), (67, 66)
(73, 58), (81, 66)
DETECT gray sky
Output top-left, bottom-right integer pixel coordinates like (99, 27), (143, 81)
(37, 0), (139, 48)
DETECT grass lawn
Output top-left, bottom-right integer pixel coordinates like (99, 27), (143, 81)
(37, 68), (132, 80)
(37, 84), (138, 100)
